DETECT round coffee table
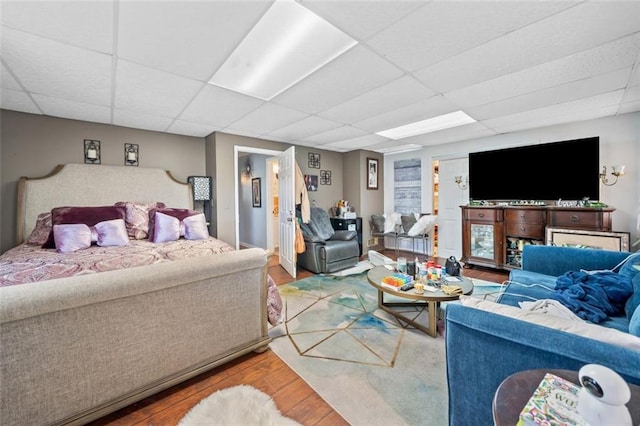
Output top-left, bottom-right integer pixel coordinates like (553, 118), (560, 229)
(366, 265), (474, 337)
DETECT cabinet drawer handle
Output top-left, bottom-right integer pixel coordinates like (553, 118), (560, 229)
(478, 213), (485, 218)
(519, 214), (525, 218)
(520, 226), (526, 231)
(570, 215), (580, 222)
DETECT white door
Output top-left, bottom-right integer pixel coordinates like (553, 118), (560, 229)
(278, 146), (296, 278)
(437, 157), (469, 260)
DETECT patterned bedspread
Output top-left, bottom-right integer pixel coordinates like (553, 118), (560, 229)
(0, 238), (235, 287)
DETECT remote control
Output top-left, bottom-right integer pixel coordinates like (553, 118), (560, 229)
(400, 282), (414, 291)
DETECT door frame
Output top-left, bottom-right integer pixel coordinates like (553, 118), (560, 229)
(234, 145), (284, 250)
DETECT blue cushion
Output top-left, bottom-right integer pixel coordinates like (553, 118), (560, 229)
(618, 253), (640, 281)
(498, 270), (557, 307)
(625, 273), (640, 320)
(630, 305), (640, 337)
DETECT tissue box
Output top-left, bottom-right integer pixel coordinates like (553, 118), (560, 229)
(344, 212), (357, 219)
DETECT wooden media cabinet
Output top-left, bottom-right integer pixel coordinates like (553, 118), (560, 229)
(460, 205), (614, 270)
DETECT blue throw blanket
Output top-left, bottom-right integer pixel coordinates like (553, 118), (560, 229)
(552, 271), (632, 323)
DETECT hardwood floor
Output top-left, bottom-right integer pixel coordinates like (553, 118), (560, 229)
(90, 250), (508, 425)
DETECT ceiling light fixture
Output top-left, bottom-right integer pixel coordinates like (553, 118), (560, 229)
(376, 111), (477, 140)
(209, 0), (357, 101)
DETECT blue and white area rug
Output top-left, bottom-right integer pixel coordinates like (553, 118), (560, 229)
(269, 272), (503, 425)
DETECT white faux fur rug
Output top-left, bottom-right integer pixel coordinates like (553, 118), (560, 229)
(178, 385), (301, 426)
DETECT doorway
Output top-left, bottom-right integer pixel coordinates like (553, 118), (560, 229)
(234, 146), (283, 252)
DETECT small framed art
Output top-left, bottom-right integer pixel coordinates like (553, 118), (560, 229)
(367, 157), (379, 190)
(252, 178), (261, 208)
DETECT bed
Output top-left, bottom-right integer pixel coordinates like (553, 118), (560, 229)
(0, 163), (276, 426)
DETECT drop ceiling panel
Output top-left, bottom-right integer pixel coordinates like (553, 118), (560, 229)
(167, 120), (220, 138)
(32, 94), (111, 124)
(353, 96), (460, 132)
(446, 34), (640, 109)
(265, 115), (343, 141)
(179, 85), (264, 127)
(300, 125), (368, 145)
(322, 134), (389, 151)
(466, 68), (632, 120)
(621, 84), (640, 108)
(227, 103), (308, 136)
(415, 1), (640, 93)
(272, 45), (403, 114)
(115, 60), (203, 117)
(1, 88), (41, 114)
(1, 1), (114, 53)
(117, 1), (272, 81)
(113, 109), (174, 133)
(1, 28), (112, 106)
(366, 1), (575, 72)
(301, 0), (424, 40)
(1, 64), (21, 90)
(318, 76), (436, 124)
(483, 90), (625, 133)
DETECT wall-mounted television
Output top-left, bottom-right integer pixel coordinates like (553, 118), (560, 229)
(468, 137), (600, 201)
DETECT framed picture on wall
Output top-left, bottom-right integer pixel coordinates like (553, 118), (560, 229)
(367, 157), (379, 190)
(252, 177), (261, 208)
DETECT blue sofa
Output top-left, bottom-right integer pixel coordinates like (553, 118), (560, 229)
(445, 245), (640, 426)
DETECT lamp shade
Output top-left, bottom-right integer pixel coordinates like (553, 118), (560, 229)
(188, 176), (212, 201)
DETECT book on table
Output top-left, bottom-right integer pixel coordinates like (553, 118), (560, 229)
(517, 373), (587, 426)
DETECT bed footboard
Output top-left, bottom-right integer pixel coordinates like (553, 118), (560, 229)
(0, 248), (269, 426)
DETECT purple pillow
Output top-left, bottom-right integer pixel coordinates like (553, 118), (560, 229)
(183, 213), (209, 240)
(43, 206), (127, 249)
(147, 207), (200, 241)
(94, 219), (129, 247)
(53, 224), (92, 253)
(152, 212), (209, 243)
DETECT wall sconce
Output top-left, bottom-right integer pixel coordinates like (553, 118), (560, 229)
(454, 175), (469, 190)
(84, 139), (101, 164)
(124, 143), (139, 166)
(599, 165), (625, 186)
(242, 159), (253, 180)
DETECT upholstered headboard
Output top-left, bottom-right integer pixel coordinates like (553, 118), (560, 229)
(16, 163), (193, 244)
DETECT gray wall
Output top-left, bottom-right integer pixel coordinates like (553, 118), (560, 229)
(238, 153), (269, 249)
(294, 146), (344, 212)
(1, 110), (206, 252)
(343, 150), (384, 250)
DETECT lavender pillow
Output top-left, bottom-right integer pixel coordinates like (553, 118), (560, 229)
(26, 212), (52, 245)
(53, 224), (92, 253)
(152, 212), (209, 243)
(94, 219), (129, 247)
(43, 205), (127, 249)
(183, 213), (209, 240)
(114, 201), (166, 239)
(152, 212), (181, 243)
(147, 207), (200, 241)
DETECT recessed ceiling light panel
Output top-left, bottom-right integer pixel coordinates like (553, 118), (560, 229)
(376, 111), (476, 140)
(209, 0), (357, 101)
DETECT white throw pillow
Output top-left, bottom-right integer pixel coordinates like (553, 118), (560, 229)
(459, 296), (640, 351)
(384, 212), (401, 234)
(408, 215), (437, 236)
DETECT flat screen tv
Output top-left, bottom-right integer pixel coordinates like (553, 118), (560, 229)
(468, 137), (600, 201)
